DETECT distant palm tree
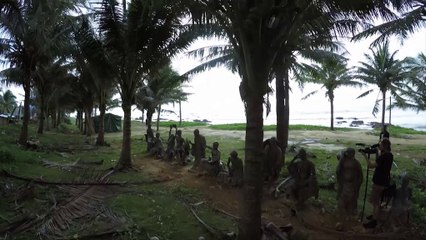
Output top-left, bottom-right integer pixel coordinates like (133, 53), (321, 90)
(356, 41), (412, 126)
(0, 89), (17, 113)
(97, 0), (195, 170)
(136, 65), (189, 131)
(296, 53), (362, 130)
(395, 52), (426, 112)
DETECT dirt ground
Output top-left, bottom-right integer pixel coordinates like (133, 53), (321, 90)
(133, 127), (425, 240)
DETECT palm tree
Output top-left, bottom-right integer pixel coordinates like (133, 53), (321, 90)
(356, 41), (412, 126)
(0, 89), (17, 113)
(0, 0), (85, 144)
(353, 0), (425, 46)
(395, 52), (426, 112)
(97, 0), (195, 170)
(295, 53), (362, 130)
(188, 1), (399, 238)
(136, 64), (189, 131)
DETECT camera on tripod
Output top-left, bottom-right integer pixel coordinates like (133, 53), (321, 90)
(356, 143), (379, 155)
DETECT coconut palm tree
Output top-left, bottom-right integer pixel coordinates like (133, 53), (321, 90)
(188, 1), (399, 238)
(0, 0), (86, 144)
(395, 52), (426, 112)
(295, 53), (362, 130)
(0, 89), (17, 113)
(353, 0), (425, 46)
(96, 0), (195, 170)
(356, 41), (412, 126)
(135, 64), (189, 131)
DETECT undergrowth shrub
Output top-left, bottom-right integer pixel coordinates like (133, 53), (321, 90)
(0, 149), (15, 163)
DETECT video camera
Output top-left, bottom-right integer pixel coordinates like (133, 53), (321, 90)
(356, 143), (379, 155)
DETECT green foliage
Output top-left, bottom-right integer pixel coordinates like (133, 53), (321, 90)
(370, 125), (425, 138)
(0, 149), (15, 163)
(56, 123), (80, 134)
(158, 121), (207, 128)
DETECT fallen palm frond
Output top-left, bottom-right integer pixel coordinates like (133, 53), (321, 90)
(0, 169), (126, 186)
(183, 201), (236, 240)
(1, 170), (130, 239)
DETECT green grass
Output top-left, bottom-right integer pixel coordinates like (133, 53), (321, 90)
(209, 123), (355, 131)
(1, 121), (426, 238)
(368, 125), (426, 138)
(157, 120), (207, 128)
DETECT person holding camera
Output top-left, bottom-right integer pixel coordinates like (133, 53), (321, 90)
(361, 138), (393, 228)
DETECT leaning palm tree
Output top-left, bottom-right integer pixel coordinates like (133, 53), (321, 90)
(0, 89), (17, 113)
(97, 0), (195, 170)
(356, 41), (412, 126)
(296, 53), (362, 130)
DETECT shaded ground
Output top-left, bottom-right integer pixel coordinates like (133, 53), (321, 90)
(133, 153), (418, 240)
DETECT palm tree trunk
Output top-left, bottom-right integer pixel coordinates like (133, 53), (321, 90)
(19, 79), (31, 145)
(275, 68), (285, 149)
(116, 102), (132, 170)
(96, 102), (106, 146)
(381, 91), (386, 126)
(330, 96), (334, 131)
(238, 92), (264, 240)
(37, 99), (45, 134)
(84, 105), (95, 137)
(283, 70), (290, 153)
(179, 100), (182, 126)
(147, 109), (154, 127)
(156, 105), (161, 132)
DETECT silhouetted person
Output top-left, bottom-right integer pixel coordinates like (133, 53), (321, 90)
(191, 129), (206, 170)
(379, 125), (390, 141)
(227, 151), (243, 186)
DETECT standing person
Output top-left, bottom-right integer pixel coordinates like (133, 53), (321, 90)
(191, 129), (206, 170)
(175, 130), (185, 164)
(263, 137), (283, 185)
(336, 148), (363, 218)
(227, 151), (243, 187)
(379, 124), (390, 141)
(362, 138), (393, 228)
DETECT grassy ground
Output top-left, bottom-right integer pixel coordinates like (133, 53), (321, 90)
(1, 121), (425, 239)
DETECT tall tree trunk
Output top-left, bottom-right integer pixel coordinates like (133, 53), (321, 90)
(116, 101), (132, 170)
(275, 68), (285, 149)
(179, 100), (182, 126)
(156, 105), (161, 132)
(238, 92), (264, 240)
(283, 70), (290, 154)
(19, 79), (31, 145)
(388, 96), (391, 125)
(381, 91), (386, 126)
(330, 96), (334, 131)
(147, 108), (154, 127)
(37, 99), (45, 134)
(84, 105), (94, 137)
(96, 102), (106, 146)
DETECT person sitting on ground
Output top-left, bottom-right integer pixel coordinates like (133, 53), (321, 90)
(165, 133), (176, 161)
(287, 148), (319, 208)
(150, 132), (164, 159)
(227, 151), (243, 187)
(200, 142), (222, 177)
(391, 174), (412, 229)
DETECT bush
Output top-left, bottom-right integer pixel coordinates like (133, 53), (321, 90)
(0, 149), (15, 163)
(57, 123), (79, 134)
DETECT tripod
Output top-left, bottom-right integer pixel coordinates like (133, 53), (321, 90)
(360, 153), (371, 221)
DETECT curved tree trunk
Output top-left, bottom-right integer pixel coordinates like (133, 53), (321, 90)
(19, 79), (31, 145)
(381, 91), (386, 126)
(238, 92), (264, 240)
(116, 102), (132, 170)
(96, 102), (106, 146)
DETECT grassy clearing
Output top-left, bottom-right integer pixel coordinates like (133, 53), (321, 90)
(1, 121), (425, 239)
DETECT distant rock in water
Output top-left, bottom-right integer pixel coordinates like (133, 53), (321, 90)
(336, 117), (344, 120)
(350, 120), (364, 127)
(336, 121), (347, 124)
(369, 122), (382, 129)
(193, 119), (211, 123)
